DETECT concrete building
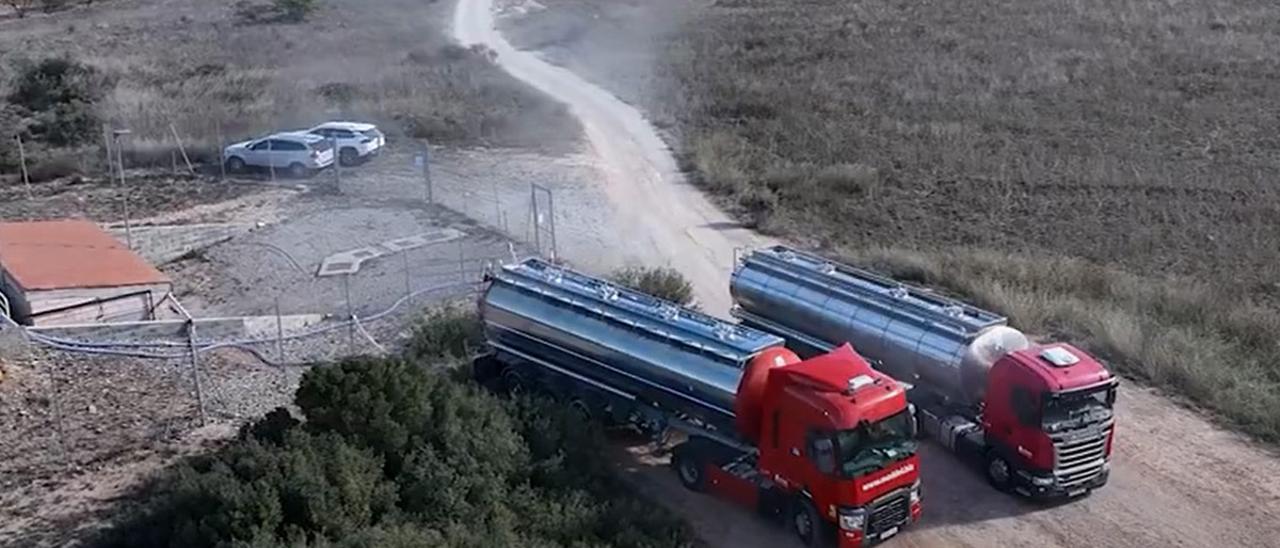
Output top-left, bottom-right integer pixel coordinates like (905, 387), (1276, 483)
(0, 220), (172, 326)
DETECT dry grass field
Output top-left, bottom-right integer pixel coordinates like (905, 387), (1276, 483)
(0, 0), (578, 176)
(511, 0), (1280, 441)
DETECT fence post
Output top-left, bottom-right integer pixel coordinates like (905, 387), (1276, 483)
(422, 139), (433, 204)
(331, 135), (340, 194)
(402, 249), (413, 304)
(547, 186), (558, 261)
(217, 120), (227, 183)
(268, 139), (276, 183)
(102, 123), (113, 176)
(530, 184), (541, 255)
(458, 239), (465, 282)
(492, 180), (502, 230)
(15, 135), (32, 200)
(169, 123), (195, 175)
(344, 274), (355, 354)
(187, 320), (208, 425)
(275, 296), (285, 365)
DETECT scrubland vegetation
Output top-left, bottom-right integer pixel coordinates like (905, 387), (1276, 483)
(98, 310), (694, 548)
(0, 0), (576, 180)
(643, 0), (1280, 440)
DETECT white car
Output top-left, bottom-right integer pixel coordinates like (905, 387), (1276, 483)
(308, 121), (386, 166)
(224, 132), (335, 178)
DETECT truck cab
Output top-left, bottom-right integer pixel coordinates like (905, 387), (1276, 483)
(685, 344), (921, 547)
(980, 344), (1117, 498)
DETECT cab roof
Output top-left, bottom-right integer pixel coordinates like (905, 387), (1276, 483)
(774, 344), (907, 427)
(1007, 343), (1114, 393)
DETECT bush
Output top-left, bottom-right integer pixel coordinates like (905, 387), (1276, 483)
(273, 0), (318, 22)
(102, 311), (696, 548)
(610, 266), (696, 307)
(406, 305), (484, 361)
(6, 56), (106, 147)
(100, 430), (397, 548)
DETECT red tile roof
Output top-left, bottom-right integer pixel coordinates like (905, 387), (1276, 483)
(0, 221), (170, 291)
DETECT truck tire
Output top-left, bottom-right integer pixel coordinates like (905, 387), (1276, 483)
(985, 452), (1013, 491)
(791, 498), (826, 548)
(500, 368), (527, 396)
(672, 444), (707, 492)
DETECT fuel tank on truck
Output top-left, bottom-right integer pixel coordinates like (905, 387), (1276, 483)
(480, 258), (788, 430)
(730, 246), (1030, 408)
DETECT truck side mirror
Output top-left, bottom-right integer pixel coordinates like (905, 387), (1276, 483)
(907, 403), (920, 438)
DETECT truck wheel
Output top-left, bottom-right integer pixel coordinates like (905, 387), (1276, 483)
(986, 453), (1013, 491)
(672, 445), (707, 492)
(791, 498), (826, 548)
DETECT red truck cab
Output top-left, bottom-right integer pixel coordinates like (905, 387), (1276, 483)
(692, 344), (921, 547)
(980, 344), (1117, 498)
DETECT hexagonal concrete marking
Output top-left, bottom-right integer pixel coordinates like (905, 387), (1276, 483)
(316, 228), (465, 277)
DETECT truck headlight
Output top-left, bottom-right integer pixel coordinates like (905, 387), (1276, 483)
(837, 507), (867, 531)
(909, 480), (922, 504)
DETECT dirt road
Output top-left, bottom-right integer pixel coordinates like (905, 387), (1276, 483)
(452, 1), (1280, 547)
(454, 0), (772, 316)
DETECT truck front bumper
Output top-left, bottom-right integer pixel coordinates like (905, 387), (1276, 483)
(837, 499), (921, 547)
(1014, 462), (1110, 500)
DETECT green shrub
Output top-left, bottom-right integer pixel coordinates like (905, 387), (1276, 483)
(274, 0), (318, 22)
(101, 308), (696, 548)
(7, 56), (106, 147)
(99, 429), (397, 548)
(610, 266), (696, 307)
(406, 305), (484, 361)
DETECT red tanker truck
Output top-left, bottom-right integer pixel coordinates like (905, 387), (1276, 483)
(474, 258), (921, 546)
(731, 246), (1117, 499)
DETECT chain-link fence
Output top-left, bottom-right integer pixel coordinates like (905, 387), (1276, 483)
(2, 137), (571, 491)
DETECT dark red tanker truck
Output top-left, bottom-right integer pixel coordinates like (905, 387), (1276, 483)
(474, 258), (921, 546)
(731, 246), (1117, 499)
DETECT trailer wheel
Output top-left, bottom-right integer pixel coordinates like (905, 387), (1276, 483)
(791, 498), (826, 548)
(500, 368), (527, 396)
(672, 445), (707, 492)
(568, 398), (593, 422)
(986, 453), (1013, 491)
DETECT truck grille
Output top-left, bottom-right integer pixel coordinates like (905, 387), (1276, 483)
(866, 489), (910, 536)
(1053, 424), (1111, 487)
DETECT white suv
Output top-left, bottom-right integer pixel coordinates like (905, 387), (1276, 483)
(224, 132), (335, 178)
(308, 122), (386, 166)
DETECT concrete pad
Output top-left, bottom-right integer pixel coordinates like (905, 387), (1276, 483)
(317, 228), (465, 277)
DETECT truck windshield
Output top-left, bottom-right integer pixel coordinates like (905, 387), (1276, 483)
(1042, 384), (1115, 433)
(833, 411), (917, 477)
